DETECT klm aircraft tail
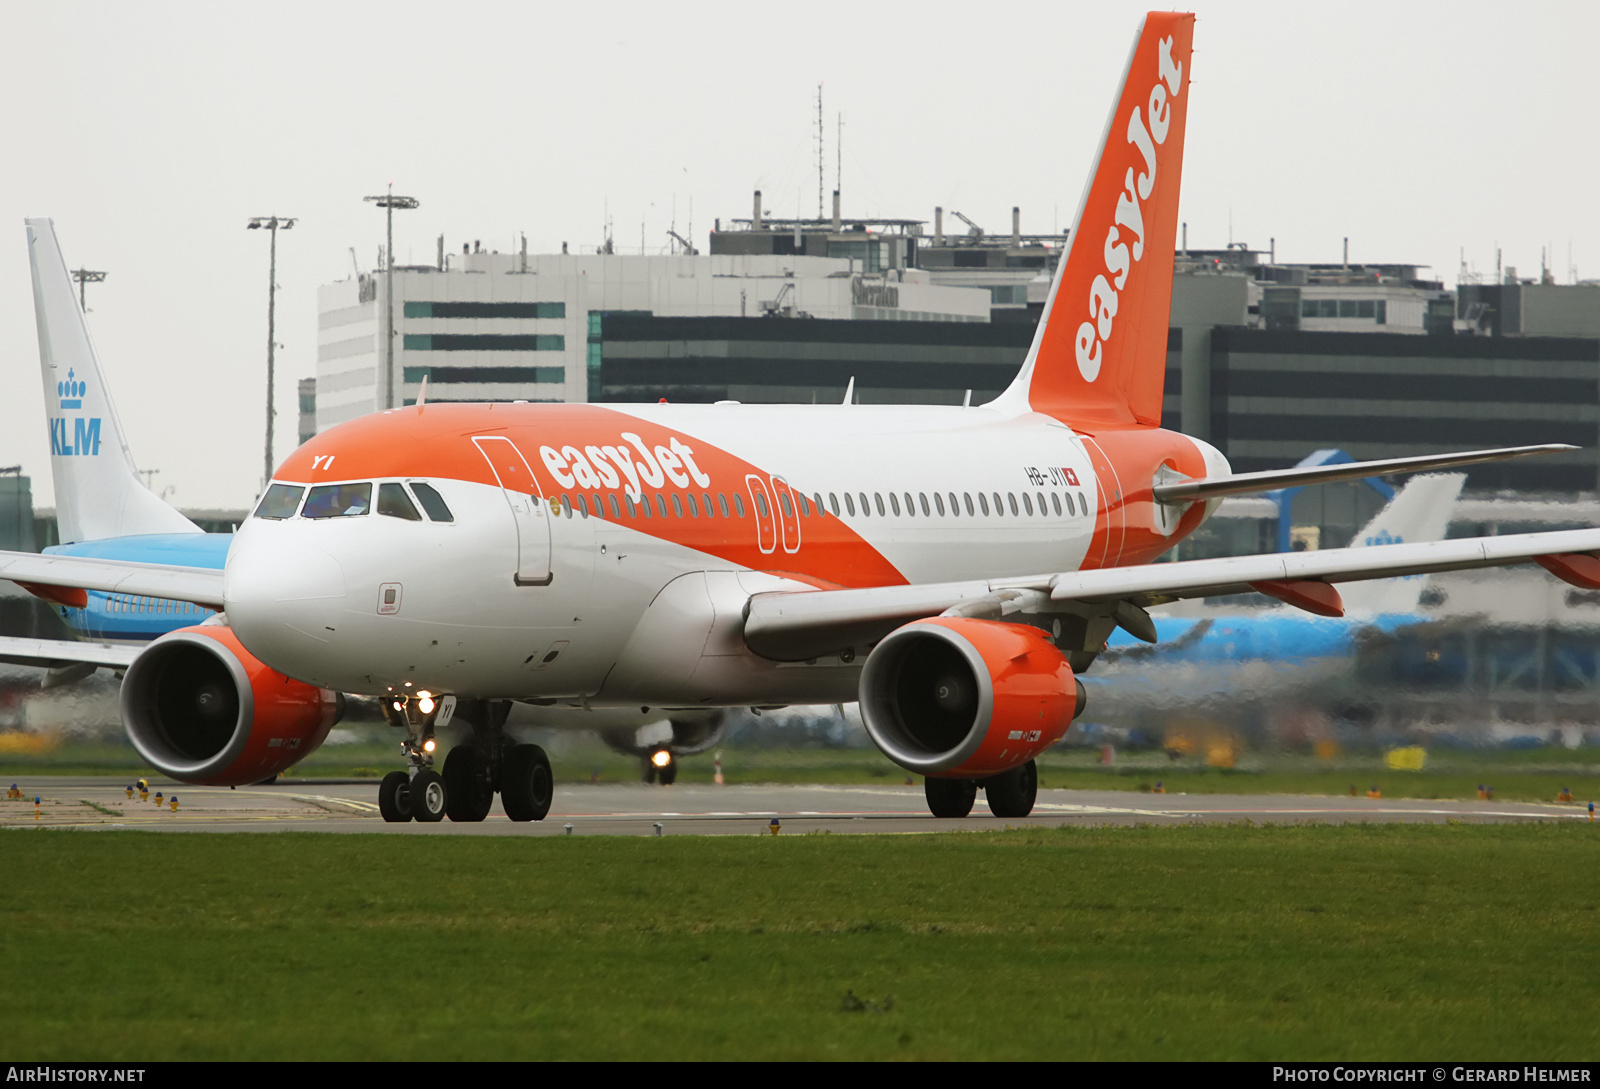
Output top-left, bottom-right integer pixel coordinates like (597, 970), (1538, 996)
(26, 218), (200, 543)
(1339, 473), (1465, 615)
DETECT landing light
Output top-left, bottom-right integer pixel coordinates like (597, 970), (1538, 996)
(651, 750), (673, 769)
(418, 697), (435, 715)
(423, 738), (436, 754)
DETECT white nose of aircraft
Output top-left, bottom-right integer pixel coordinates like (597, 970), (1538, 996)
(223, 528), (348, 681)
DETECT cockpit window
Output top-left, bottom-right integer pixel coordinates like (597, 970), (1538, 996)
(409, 482), (454, 523)
(378, 483), (423, 521)
(303, 482), (372, 519)
(254, 483), (304, 520)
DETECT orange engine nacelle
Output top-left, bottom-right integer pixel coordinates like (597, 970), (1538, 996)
(858, 617), (1085, 778)
(120, 625), (342, 786)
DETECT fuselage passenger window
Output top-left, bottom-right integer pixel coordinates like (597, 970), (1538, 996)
(1009, 493), (1020, 516)
(673, 494), (686, 518)
(703, 493), (716, 518)
(610, 495), (622, 519)
(1079, 491), (1089, 513)
(754, 493), (769, 518)
(889, 493), (901, 517)
(874, 493), (886, 517)
(1022, 493), (1033, 516)
(920, 493), (931, 516)
(844, 493), (856, 516)
(410, 482), (454, 523)
(378, 483), (422, 521)
(829, 493), (840, 516)
(1051, 493), (1062, 516)
(719, 493), (731, 518)
(656, 495), (669, 518)
(934, 493), (946, 516)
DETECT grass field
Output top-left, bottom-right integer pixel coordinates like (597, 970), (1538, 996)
(4, 823), (1599, 1060)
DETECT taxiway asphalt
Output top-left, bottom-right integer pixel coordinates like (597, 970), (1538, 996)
(1, 775), (1589, 834)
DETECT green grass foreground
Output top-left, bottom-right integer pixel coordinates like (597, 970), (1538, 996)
(4, 824), (1598, 1060)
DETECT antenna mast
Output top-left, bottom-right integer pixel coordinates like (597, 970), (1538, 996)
(816, 83), (825, 220)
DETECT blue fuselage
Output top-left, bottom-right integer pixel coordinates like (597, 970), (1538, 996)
(43, 533), (232, 643)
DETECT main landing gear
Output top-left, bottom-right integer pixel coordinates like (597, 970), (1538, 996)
(924, 760), (1038, 819)
(378, 696), (553, 824)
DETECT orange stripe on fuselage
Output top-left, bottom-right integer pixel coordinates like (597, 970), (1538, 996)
(276, 403), (909, 589)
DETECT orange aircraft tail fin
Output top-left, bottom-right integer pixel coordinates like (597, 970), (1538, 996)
(992, 12), (1194, 427)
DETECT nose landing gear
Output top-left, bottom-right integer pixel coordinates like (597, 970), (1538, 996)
(378, 696), (555, 824)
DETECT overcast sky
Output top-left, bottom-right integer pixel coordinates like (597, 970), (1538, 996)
(1, 0), (1594, 511)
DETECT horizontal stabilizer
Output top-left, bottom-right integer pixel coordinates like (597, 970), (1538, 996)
(1152, 445), (1573, 502)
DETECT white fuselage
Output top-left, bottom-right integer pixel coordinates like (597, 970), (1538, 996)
(223, 402), (1223, 709)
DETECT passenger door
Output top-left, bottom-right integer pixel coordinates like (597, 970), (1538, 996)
(473, 436), (552, 585)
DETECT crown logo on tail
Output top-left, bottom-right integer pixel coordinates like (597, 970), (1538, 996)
(57, 368), (87, 410)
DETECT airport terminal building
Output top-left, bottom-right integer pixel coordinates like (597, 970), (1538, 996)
(310, 209), (1600, 514)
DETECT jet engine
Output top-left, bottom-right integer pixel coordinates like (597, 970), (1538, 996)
(858, 617), (1085, 777)
(597, 710), (728, 759)
(120, 625), (343, 786)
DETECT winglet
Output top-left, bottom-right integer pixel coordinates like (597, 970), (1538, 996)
(25, 219), (200, 542)
(990, 13), (1195, 427)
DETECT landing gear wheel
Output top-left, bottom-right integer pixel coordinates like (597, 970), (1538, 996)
(378, 771), (413, 823)
(502, 744), (553, 822)
(924, 776), (977, 818)
(411, 768), (447, 823)
(443, 745), (493, 822)
(985, 760), (1038, 818)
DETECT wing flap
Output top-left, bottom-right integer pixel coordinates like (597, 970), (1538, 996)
(0, 550), (225, 609)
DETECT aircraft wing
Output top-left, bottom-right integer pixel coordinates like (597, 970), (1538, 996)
(742, 527), (1600, 661)
(0, 551), (226, 609)
(0, 635), (140, 671)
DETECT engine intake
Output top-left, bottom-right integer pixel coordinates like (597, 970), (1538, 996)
(859, 617), (1084, 777)
(121, 625), (342, 785)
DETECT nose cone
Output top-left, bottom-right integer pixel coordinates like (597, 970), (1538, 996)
(224, 528), (347, 679)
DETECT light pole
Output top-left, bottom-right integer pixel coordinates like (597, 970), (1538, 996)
(364, 187), (419, 409)
(70, 269), (106, 311)
(247, 215), (296, 489)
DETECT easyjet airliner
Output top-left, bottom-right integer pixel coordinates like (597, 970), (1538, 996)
(8, 12), (1600, 823)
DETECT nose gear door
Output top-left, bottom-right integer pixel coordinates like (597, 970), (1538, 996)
(473, 436), (552, 585)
